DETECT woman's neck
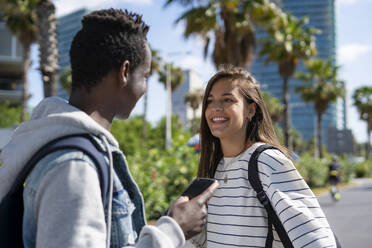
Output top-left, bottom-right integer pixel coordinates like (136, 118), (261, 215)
(220, 138), (253, 157)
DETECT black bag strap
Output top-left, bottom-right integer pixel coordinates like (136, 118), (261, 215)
(0, 134), (110, 248)
(248, 144), (294, 248)
(6, 133), (110, 208)
(248, 145), (342, 248)
(265, 215), (274, 247)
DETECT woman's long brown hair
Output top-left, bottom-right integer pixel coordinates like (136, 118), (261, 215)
(198, 65), (290, 178)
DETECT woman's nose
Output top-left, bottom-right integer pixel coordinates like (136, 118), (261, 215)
(209, 101), (223, 111)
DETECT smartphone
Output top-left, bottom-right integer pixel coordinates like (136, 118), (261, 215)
(181, 178), (217, 200)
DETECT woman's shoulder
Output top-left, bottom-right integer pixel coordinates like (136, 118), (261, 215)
(249, 143), (294, 171)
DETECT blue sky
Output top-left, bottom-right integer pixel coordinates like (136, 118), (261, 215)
(28, 0), (372, 143)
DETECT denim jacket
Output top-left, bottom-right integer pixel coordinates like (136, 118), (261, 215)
(0, 97), (184, 248)
(23, 143), (146, 248)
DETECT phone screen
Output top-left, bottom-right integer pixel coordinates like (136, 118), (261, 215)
(181, 178), (217, 199)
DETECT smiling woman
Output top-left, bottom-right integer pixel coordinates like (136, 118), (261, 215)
(188, 65), (339, 248)
(205, 78), (256, 154)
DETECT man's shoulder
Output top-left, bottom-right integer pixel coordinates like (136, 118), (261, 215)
(29, 148), (97, 180)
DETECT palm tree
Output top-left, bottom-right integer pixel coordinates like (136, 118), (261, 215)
(262, 91), (308, 151)
(352, 86), (372, 159)
(158, 63), (185, 92)
(289, 127), (304, 153)
(295, 58), (345, 158)
(259, 13), (319, 148)
(165, 0), (284, 68)
(142, 49), (162, 142)
(262, 91), (283, 124)
(36, 0), (59, 97)
(159, 63), (185, 148)
(184, 88), (204, 134)
(60, 66), (72, 94)
(0, 0), (38, 122)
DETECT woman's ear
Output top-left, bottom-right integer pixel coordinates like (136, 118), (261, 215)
(119, 60), (130, 88)
(247, 103), (256, 120)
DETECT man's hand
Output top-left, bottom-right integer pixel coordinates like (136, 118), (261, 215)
(169, 181), (219, 240)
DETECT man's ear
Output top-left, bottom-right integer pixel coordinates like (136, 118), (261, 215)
(119, 60), (130, 88)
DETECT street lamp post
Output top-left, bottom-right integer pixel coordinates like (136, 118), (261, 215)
(166, 63), (172, 149)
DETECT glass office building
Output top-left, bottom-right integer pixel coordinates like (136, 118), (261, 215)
(0, 15), (23, 104)
(172, 70), (203, 127)
(57, 8), (90, 98)
(251, 0), (345, 143)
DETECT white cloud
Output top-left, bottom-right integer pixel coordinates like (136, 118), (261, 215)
(176, 55), (215, 86)
(178, 55), (214, 74)
(178, 55), (204, 70)
(54, 0), (152, 17)
(338, 0), (357, 5)
(337, 43), (372, 64)
(174, 22), (186, 37)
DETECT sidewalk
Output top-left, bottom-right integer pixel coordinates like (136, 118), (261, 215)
(317, 177), (372, 247)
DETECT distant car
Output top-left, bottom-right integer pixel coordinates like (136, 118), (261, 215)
(187, 134), (200, 153)
(291, 152), (300, 161)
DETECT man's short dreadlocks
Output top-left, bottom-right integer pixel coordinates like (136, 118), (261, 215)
(69, 8), (149, 91)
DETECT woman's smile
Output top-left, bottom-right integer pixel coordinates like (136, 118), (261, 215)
(205, 78), (250, 141)
(210, 116), (228, 124)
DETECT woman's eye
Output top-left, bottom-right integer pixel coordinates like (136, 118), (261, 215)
(224, 98), (233, 103)
(206, 99), (212, 105)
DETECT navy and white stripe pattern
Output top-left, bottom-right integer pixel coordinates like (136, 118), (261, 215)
(204, 143), (336, 248)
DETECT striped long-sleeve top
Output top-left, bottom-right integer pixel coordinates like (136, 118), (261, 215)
(199, 142), (337, 248)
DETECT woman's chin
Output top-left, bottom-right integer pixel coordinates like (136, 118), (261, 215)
(211, 130), (227, 139)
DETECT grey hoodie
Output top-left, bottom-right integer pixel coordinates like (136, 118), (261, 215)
(0, 97), (185, 248)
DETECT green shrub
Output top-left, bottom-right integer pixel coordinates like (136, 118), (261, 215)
(0, 102), (23, 128)
(296, 153), (328, 187)
(127, 134), (199, 220)
(338, 157), (354, 183)
(162, 138), (199, 204)
(112, 116), (199, 220)
(353, 160), (371, 178)
(128, 149), (169, 220)
(297, 152), (358, 186)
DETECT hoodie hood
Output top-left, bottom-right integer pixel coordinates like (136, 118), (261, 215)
(0, 96), (119, 200)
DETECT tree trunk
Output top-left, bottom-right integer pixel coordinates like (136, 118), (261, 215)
(43, 71), (58, 97)
(192, 108), (197, 134)
(366, 125), (371, 160)
(369, 129), (371, 159)
(282, 76), (291, 149)
(36, 0), (59, 97)
(21, 43), (31, 122)
(317, 111), (323, 158)
(142, 83), (148, 143)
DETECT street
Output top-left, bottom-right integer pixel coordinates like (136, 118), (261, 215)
(318, 178), (372, 247)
